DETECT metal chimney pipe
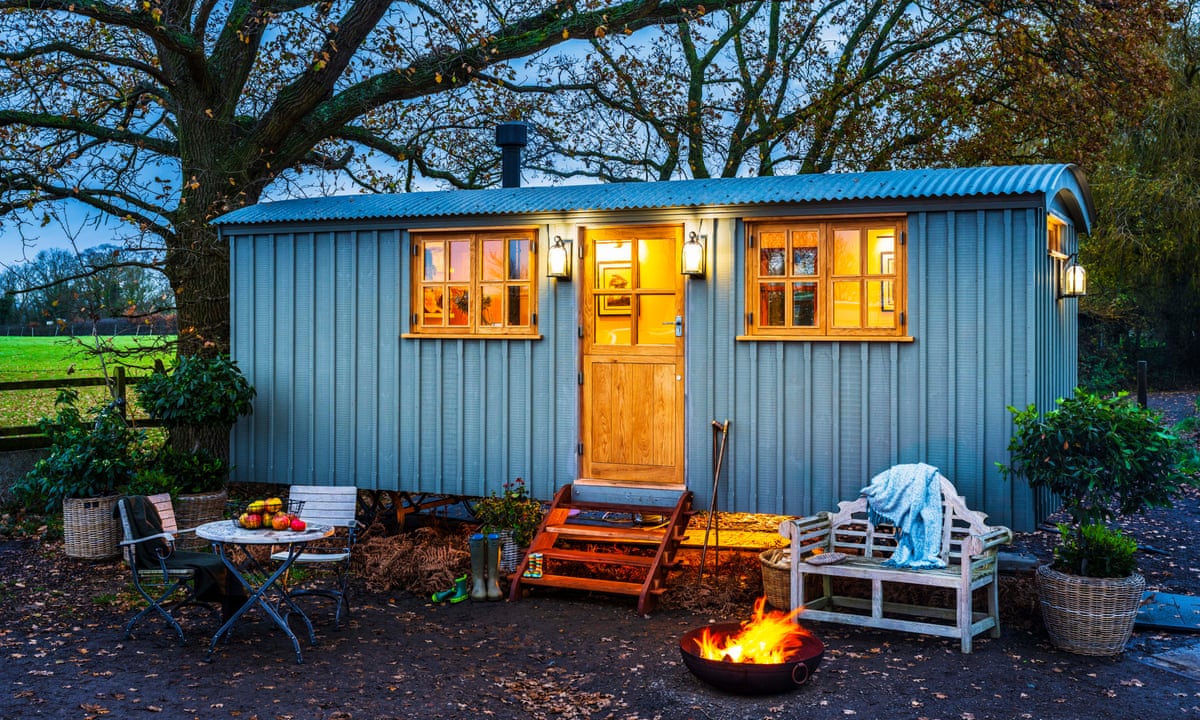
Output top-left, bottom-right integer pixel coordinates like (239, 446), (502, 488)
(496, 122), (528, 188)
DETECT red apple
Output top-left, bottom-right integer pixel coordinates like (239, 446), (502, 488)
(271, 513), (290, 531)
(290, 517), (307, 532)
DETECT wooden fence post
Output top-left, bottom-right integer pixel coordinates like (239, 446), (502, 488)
(114, 366), (127, 419)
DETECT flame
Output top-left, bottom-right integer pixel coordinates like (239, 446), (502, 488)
(693, 597), (813, 664)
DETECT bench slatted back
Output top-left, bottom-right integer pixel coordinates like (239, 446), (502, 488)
(820, 478), (993, 565)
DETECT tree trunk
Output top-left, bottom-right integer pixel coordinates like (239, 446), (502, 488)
(167, 216), (231, 358)
(169, 423), (234, 469)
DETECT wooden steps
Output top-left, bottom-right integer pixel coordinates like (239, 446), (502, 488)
(508, 483), (693, 614)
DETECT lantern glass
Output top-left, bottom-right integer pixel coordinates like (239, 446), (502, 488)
(681, 234), (706, 276)
(1062, 263), (1087, 298)
(547, 237), (571, 279)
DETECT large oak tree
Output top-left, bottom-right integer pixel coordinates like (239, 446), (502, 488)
(0, 0), (745, 357)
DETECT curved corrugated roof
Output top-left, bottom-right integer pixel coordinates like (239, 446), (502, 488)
(215, 164), (1093, 231)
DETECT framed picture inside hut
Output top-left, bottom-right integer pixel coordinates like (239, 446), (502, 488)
(880, 251), (895, 312)
(598, 263), (632, 316)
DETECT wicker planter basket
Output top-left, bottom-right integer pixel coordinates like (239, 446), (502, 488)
(760, 548), (791, 610)
(174, 489), (228, 550)
(63, 495), (121, 560)
(1036, 564), (1145, 656)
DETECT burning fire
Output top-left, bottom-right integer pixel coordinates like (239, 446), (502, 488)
(693, 597), (813, 664)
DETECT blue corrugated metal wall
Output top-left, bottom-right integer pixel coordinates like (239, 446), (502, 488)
(228, 225), (579, 503)
(228, 198), (1078, 532)
(686, 205), (1076, 530)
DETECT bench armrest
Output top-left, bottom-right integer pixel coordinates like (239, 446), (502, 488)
(780, 513), (834, 557)
(963, 527), (1012, 557)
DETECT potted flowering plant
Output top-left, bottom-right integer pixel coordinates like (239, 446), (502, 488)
(472, 478), (545, 549)
(999, 388), (1191, 655)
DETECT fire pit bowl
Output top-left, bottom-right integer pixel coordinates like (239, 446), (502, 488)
(679, 623), (824, 695)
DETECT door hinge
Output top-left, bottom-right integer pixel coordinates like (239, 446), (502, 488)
(900, 311), (906, 325)
(747, 233), (755, 249)
(746, 312), (754, 327)
(577, 442), (584, 455)
(411, 313), (418, 326)
(578, 372), (584, 385)
(900, 230), (907, 245)
(531, 240), (537, 253)
(411, 244), (420, 257)
(578, 325), (584, 338)
(532, 312), (537, 325)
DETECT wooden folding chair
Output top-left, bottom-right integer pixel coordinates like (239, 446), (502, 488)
(271, 486), (360, 628)
(115, 494), (215, 645)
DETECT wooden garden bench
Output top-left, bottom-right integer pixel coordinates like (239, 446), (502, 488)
(778, 477), (1012, 653)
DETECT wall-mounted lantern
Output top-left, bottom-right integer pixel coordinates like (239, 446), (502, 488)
(1059, 253), (1087, 298)
(681, 232), (706, 276)
(546, 235), (571, 279)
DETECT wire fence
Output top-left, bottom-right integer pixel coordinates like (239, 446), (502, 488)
(0, 317), (177, 337)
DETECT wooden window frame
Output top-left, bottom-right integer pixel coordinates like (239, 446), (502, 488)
(742, 217), (908, 341)
(408, 229), (539, 338)
(1047, 215), (1068, 259)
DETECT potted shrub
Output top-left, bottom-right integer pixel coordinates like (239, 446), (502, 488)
(472, 478), (545, 571)
(13, 389), (140, 559)
(136, 353), (255, 464)
(135, 445), (230, 548)
(999, 388), (1191, 655)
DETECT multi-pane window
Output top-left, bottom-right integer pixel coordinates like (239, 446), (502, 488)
(745, 218), (906, 339)
(410, 230), (536, 336)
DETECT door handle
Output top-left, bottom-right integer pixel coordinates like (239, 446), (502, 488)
(662, 315), (683, 337)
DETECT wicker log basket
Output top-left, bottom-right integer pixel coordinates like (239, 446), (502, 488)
(63, 495), (121, 560)
(760, 548), (791, 610)
(174, 489), (228, 550)
(1036, 564), (1146, 656)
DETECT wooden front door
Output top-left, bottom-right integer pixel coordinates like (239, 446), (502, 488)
(580, 225), (686, 487)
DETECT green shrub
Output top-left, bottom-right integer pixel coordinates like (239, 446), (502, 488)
(125, 467), (181, 499)
(136, 354), (255, 427)
(999, 388), (1192, 576)
(149, 445), (228, 494)
(1052, 523), (1138, 578)
(13, 389), (140, 513)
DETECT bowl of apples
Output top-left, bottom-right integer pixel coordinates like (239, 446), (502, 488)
(234, 497), (305, 531)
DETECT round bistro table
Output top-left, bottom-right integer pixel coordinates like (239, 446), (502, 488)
(195, 520), (334, 664)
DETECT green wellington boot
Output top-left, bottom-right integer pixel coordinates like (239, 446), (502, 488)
(486, 532), (503, 600)
(469, 533), (488, 601)
(449, 574), (469, 604)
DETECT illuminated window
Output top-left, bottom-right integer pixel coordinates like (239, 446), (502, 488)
(1047, 216), (1066, 257)
(410, 230), (537, 336)
(745, 219), (906, 339)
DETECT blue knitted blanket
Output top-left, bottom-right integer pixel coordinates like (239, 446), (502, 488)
(860, 463), (947, 569)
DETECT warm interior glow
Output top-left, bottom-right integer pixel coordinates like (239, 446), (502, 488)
(547, 237), (570, 278)
(693, 597), (813, 664)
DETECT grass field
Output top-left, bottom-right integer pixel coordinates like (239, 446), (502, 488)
(0, 336), (176, 428)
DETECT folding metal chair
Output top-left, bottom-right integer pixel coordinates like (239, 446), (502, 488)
(115, 494), (214, 645)
(271, 486), (360, 627)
